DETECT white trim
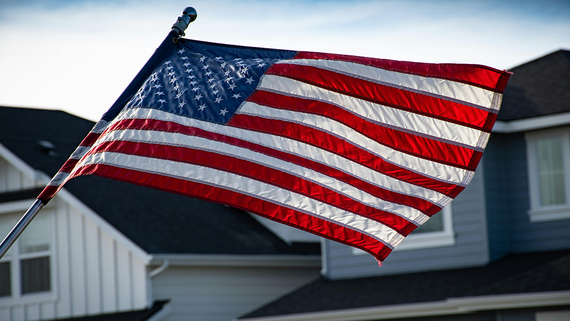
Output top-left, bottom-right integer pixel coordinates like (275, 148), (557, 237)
(149, 254), (321, 268)
(0, 143), (41, 185)
(493, 111), (570, 133)
(237, 291), (570, 321)
(352, 203), (454, 255)
(525, 127), (570, 222)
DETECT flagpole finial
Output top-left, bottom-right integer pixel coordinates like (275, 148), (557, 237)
(172, 7), (197, 38)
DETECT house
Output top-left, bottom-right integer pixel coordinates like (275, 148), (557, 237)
(239, 50), (570, 321)
(0, 106), (321, 320)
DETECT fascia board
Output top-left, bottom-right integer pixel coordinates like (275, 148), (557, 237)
(236, 291), (570, 321)
(150, 254), (321, 268)
(493, 111), (570, 133)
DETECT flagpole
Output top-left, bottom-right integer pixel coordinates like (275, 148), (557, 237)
(0, 7), (197, 260)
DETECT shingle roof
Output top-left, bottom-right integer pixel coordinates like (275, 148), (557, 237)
(499, 49), (570, 121)
(241, 250), (570, 319)
(0, 106), (319, 256)
(47, 300), (169, 321)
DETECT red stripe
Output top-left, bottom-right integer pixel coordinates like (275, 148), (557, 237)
(295, 51), (511, 92)
(37, 185), (60, 201)
(89, 139), (427, 234)
(108, 117), (463, 199)
(245, 91), (481, 170)
(80, 132), (102, 147)
(267, 63), (494, 131)
(71, 163), (393, 261)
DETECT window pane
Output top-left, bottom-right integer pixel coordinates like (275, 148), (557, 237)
(537, 137), (566, 206)
(21, 256), (50, 294)
(19, 214), (51, 254)
(0, 262), (10, 297)
(414, 211), (444, 234)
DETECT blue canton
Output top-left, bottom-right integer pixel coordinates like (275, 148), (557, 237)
(124, 40), (296, 124)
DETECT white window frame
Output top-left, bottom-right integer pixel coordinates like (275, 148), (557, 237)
(0, 200), (56, 306)
(353, 203), (454, 255)
(525, 126), (570, 222)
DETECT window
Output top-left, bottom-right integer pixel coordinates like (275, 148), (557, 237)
(0, 211), (53, 300)
(353, 203), (454, 255)
(526, 127), (570, 222)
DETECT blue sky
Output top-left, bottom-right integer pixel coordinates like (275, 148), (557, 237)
(1, 0), (569, 121)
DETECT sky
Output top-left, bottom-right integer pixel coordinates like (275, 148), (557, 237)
(0, 0), (569, 122)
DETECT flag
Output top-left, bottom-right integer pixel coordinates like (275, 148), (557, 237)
(38, 37), (511, 262)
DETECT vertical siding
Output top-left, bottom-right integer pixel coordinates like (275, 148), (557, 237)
(504, 131), (570, 253)
(325, 166), (490, 279)
(0, 157), (149, 320)
(152, 265), (319, 321)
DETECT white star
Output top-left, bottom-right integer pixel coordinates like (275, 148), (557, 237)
(254, 58), (264, 63)
(224, 70), (231, 77)
(232, 93), (241, 99)
(228, 83), (237, 90)
(220, 62), (227, 68)
(225, 77), (233, 83)
(155, 91), (165, 96)
(158, 99), (166, 104)
(181, 56), (189, 61)
(219, 108), (229, 115)
(234, 58), (243, 62)
(183, 62), (191, 67)
(164, 60), (172, 65)
(188, 75), (196, 79)
(209, 83), (217, 89)
(166, 66), (174, 71)
(170, 76), (179, 84)
(172, 83), (181, 91)
(176, 91), (184, 99)
(214, 97), (223, 104)
(257, 63), (266, 68)
(192, 87), (200, 92)
(178, 101), (186, 108)
(212, 89), (220, 95)
(215, 56), (224, 61)
(205, 71), (213, 77)
(194, 93), (203, 100)
(245, 77), (255, 85)
(185, 69), (193, 74)
(199, 56), (207, 63)
(198, 104), (207, 111)
(167, 71), (175, 77)
(207, 78), (216, 84)
(190, 81), (198, 86)
(178, 49), (186, 54)
(202, 64), (210, 70)
(240, 66), (250, 73)
(153, 84), (163, 89)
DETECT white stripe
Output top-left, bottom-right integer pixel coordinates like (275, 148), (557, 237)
(69, 146), (91, 160)
(91, 119), (109, 134)
(95, 128), (433, 224)
(277, 59), (496, 110)
(258, 75), (486, 149)
(114, 107), (470, 188)
(76, 151), (406, 248)
(47, 172), (70, 186)
(239, 101), (468, 178)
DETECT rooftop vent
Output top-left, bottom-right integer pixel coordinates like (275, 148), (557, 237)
(36, 140), (59, 157)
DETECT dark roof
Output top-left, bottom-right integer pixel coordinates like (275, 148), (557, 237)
(499, 49), (570, 121)
(241, 250), (570, 318)
(48, 300), (168, 321)
(0, 106), (319, 256)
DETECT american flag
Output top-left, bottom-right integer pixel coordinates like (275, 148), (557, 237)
(39, 38), (510, 262)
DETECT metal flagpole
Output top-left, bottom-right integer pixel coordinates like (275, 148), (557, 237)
(0, 7), (197, 260)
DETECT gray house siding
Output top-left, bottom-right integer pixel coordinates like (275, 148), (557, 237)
(486, 131), (570, 256)
(484, 133), (512, 261)
(324, 165), (490, 280)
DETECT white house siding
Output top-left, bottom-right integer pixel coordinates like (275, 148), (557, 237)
(0, 153), (149, 320)
(151, 265), (320, 321)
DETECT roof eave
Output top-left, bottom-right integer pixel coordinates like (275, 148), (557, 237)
(238, 291), (570, 321)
